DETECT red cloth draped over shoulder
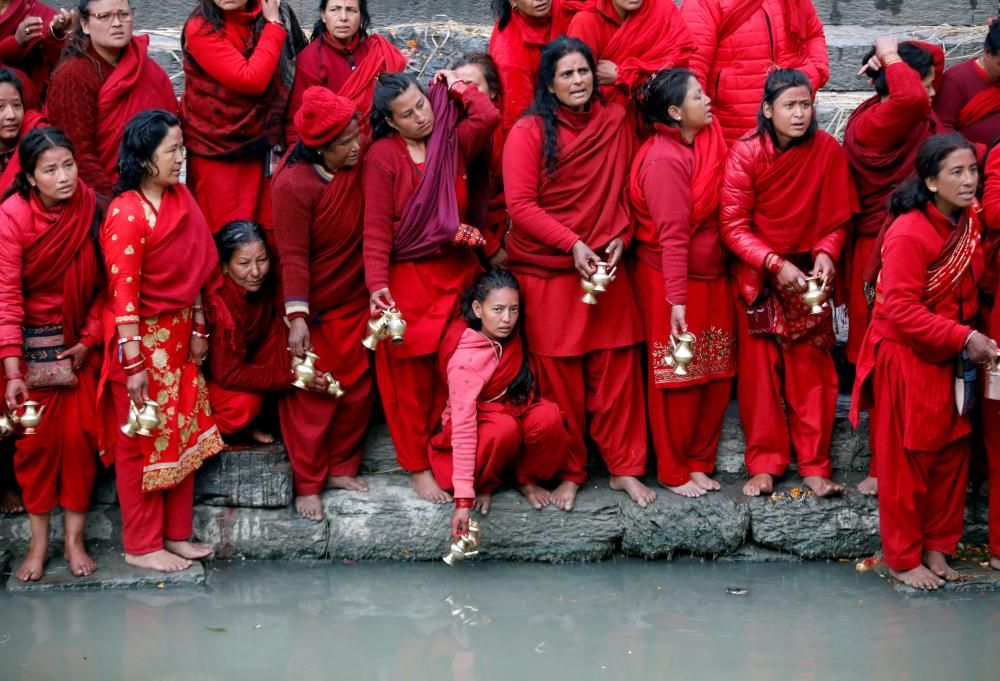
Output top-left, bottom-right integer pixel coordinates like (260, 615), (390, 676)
(957, 85), (1000, 130)
(438, 321), (525, 404)
(601, 0), (693, 98)
(97, 35), (177, 181)
(552, 0), (594, 35)
(506, 102), (632, 274)
(337, 34), (405, 136)
(489, 10), (553, 136)
(0, 108), (46, 196)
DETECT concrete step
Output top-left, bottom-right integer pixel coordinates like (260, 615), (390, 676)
(813, 0), (992, 28)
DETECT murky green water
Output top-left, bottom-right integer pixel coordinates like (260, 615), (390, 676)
(1, 559), (997, 680)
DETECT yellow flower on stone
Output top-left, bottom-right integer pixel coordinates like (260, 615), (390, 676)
(152, 348), (169, 371)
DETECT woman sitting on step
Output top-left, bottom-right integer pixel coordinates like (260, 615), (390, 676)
(433, 268), (570, 538)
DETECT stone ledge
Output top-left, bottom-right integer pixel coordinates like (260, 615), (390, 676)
(813, 0), (988, 28)
(5, 546), (205, 592)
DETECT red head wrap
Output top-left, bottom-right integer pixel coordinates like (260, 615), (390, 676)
(294, 86), (357, 147)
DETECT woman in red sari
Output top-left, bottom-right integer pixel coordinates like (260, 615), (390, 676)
(437, 269), (570, 536)
(630, 68), (735, 497)
(0, 126), (102, 582)
(0, 68), (45, 196)
(363, 71), (500, 503)
(181, 0), (304, 234)
(47, 0), (177, 197)
(100, 110), (223, 573)
(721, 69), (857, 499)
(852, 134), (996, 589)
(503, 37), (650, 510)
(0, 1), (76, 101)
(285, 0), (405, 145)
(842, 36), (942, 497)
(205, 220), (289, 444)
(273, 87), (374, 520)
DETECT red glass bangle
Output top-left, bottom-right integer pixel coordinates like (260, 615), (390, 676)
(123, 362), (146, 377)
(454, 498), (474, 509)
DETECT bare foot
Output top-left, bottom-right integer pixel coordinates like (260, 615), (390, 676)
(923, 550), (959, 581)
(125, 549), (192, 573)
(857, 475), (878, 496)
(64, 536), (97, 577)
(889, 565), (944, 590)
(15, 540), (47, 582)
(742, 473), (774, 497)
(610, 475), (657, 508)
(689, 472), (721, 491)
(250, 428), (274, 444)
(164, 540), (215, 560)
(473, 493), (492, 515)
(325, 475), (369, 492)
(518, 483), (551, 510)
(663, 480), (707, 498)
(803, 475), (845, 498)
(1, 486), (23, 513)
(295, 494), (324, 522)
(410, 469), (452, 504)
(990, 555), (1000, 571)
(551, 480), (579, 511)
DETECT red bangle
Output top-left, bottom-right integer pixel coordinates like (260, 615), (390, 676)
(4, 373), (23, 381)
(455, 497), (474, 509)
(124, 363), (146, 377)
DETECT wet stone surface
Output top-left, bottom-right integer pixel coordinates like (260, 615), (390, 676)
(871, 557), (1000, 594)
(5, 546), (205, 592)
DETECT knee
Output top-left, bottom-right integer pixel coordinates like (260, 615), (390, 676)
(481, 413), (521, 452)
(522, 401), (566, 440)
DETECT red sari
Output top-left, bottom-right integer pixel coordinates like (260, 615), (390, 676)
(630, 121), (735, 487)
(0, 184), (102, 515)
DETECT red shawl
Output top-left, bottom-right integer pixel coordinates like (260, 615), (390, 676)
(439, 320), (526, 403)
(602, 0), (693, 99)
(309, 165), (365, 312)
(958, 85), (1000, 130)
(922, 201), (982, 307)
(96, 35), (177, 180)
(0, 108), (46, 196)
(552, 0), (593, 35)
(719, 0), (808, 53)
(329, 34), (405, 136)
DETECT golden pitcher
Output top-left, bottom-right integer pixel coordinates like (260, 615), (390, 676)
(442, 520), (481, 566)
(801, 276), (829, 316)
(17, 401), (44, 435)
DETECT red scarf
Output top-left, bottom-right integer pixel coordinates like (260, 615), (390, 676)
(310, 164), (365, 312)
(323, 34), (405, 136)
(601, 0), (693, 98)
(553, 0), (593, 35)
(509, 102), (632, 273)
(957, 62), (1000, 129)
(923, 201), (982, 307)
(97, 35), (177, 180)
(0, 109), (46, 197)
(440, 321), (526, 403)
(207, 273), (277, 356)
(719, 0), (808, 54)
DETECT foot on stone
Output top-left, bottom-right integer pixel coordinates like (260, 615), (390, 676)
(856, 475), (878, 496)
(664, 480), (707, 498)
(889, 565), (944, 590)
(64, 536), (97, 577)
(689, 472), (721, 491)
(124, 549), (192, 573)
(295, 494), (325, 522)
(518, 483), (551, 510)
(742, 473), (774, 497)
(250, 428), (275, 444)
(803, 475), (844, 498)
(15, 547), (47, 582)
(1, 486), (23, 513)
(473, 493), (492, 515)
(922, 550), (959, 581)
(990, 555), (1000, 571)
(164, 540), (215, 560)
(550, 481), (579, 512)
(325, 475), (368, 492)
(610, 475), (657, 508)
(410, 469), (452, 504)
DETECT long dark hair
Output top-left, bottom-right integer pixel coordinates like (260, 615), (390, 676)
(863, 42), (933, 97)
(311, 0), (371, 42)
(491, 0), (515, 31)
(215, 219), (267, 264)
(638, 67), (696, 128)
(193, 0), (240, 32)
(453, 52), (502, 100)
(890, 133), (977, 217)
(756, 68), (817, 148)
(5, 127), (76, 201)
(460, 268), (534, 404)
(370, 72), (423, 140)
(283, 140), (323, 168)
(66, 0), (132, 60)
(0, 68), (24, 104)
(114, 109), (181, 195)
(530, 36), (597, 178)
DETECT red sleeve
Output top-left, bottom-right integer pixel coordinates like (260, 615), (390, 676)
(452, 81), (502, 164)
(0, 211), (26, 358)
(796, 4), (829, 91)
(0, 35), (24, 63)
(46, 59), (113, 196)
(933, 64), (966, 134)
(79, 289), (105, 350)
(641, 155), (693, 304)
(283, 45), (322, 148)
(100, 196), (146, 325)
(854, 61), (932, 148)
(271, 166), (318, 316)
(498, 62), (536, 137)
(183, 20), (287, 96)
(813, 222), (849, 262)
(208, 323), (289, 393)
(446, 334), (492, 500)
(502, 119), (581, 253)
(880, 220), (971, 353)
(361, 143), (397, 292)
(983, 151), (1000, 230)
(720, 141), (771, 269)
(679, 0), (720, 89)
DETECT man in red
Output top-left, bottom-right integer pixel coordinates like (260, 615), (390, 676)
(935, 21), (1000, 147)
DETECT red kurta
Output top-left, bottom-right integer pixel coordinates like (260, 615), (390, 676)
(0, 185), (102, 515)
(935, 57), (1000, 146)
(504, 102), (646, 481)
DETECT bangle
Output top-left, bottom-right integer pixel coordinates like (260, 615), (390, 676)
(879, 52), (902, 67)
(765, 254), (785, 276)
(191, 330), (210, 339)
(965, 330), (978, 348)
(124, 362), (146, 377)
(454, 498), (474, 509)
(4, 373), (23, 381)
(117, 335), (143, 346)
(120, 351), (144, 366)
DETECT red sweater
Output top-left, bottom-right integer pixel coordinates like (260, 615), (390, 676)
(361, 83), (501, 292)
(182, 14), (286, 96)
(0, 1), (58, 97)
(935, 57), (1000, 146)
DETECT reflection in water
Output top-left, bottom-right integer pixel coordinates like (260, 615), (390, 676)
(1, 560), (998, 680)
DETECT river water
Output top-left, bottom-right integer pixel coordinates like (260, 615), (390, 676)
(1, 559), (997, 680)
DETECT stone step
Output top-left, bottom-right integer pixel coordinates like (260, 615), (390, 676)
(812, 0), (991, 28)
(5, 546), (205, 592)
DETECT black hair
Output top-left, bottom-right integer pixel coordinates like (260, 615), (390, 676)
(863, 42), (934, 98)
(638, 67), (697, 128)
(460, 268), (534, 404)
(986, 20), (1000, 56)
(66, 0), (133, 59)
(0, 68), (24, 102)
(756, 68), (817, 149)
(889, 133), (977, 216)
(215, 219), (267, 264)
(453, 52), (503, 100)
(113, 109), (181, 195)
(370, 72), (424, 140)
(193, 0), (235, 32)
(530, 36), (598, 177)
(311, 0), (370, 42)
(492, 0), (514, 31)
(283, 140), (324, 168)
(5, 127), (76, 201)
